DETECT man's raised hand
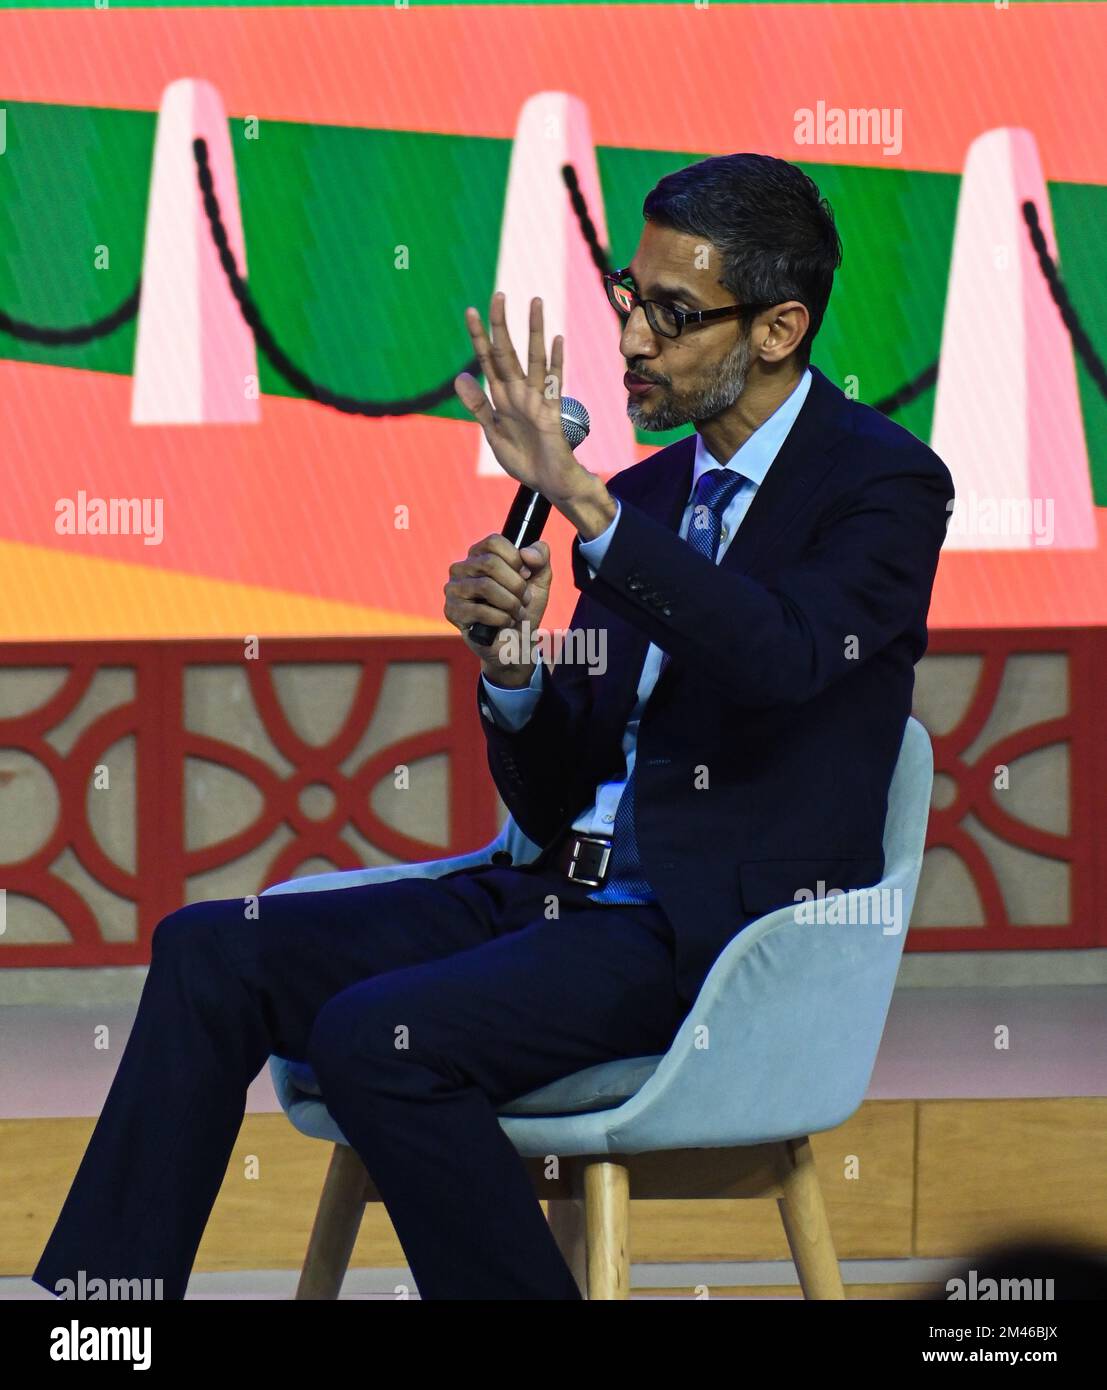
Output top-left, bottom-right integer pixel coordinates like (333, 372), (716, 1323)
(454, 293), (582, 504)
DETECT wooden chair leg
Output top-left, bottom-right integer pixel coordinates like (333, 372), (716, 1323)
(296, 1142), (369, 1300)
(546, 1160), (588, 1297)
(584, 1159), (631, 1299)
(775, 1135), (845, 1300)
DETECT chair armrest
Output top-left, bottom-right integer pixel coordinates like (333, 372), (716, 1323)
(260, 818), (544, 897)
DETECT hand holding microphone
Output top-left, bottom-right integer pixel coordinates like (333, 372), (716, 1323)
(444, 533), (552, 684)
(462, 392), (590, 649)
(449, 292), (593, 660)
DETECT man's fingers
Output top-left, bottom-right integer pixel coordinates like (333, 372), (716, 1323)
(550, 334), (564, 395)
(464, 305), (492, 367)
(451, 572), (527, 618)
(470, 532), (521, 565)
(468, 534), (552, 594)
(454, 371), (494, 427)
(519, 540), (550, 570)
(488, 291), (525, 381)
(468, 555), (527, 603)
(447, 531), (553, 643)
(526, 296), (547, 391)
(451, 597), (519, 632)
(463, 306), (503, 403)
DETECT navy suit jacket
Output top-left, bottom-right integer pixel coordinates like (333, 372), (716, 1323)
(476, 364), (955, 1003)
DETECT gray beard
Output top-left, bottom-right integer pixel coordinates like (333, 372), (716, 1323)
(627, 332), (754, 432)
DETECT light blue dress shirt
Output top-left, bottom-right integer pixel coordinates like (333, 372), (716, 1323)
(479, 368), (812, 852)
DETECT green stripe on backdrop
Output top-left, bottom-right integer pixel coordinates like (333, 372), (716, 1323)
(1, 101), (1105, 496)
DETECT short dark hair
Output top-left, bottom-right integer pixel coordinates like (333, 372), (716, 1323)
(641, 153), (842, 369)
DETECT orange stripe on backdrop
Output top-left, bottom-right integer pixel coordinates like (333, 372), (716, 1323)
(0, 5), (1104, 182)
(929, 510), (1107, 629)
(1, 359), (642, 639)
(4, 360), (1107, 638)
(0, 539), (446, 641)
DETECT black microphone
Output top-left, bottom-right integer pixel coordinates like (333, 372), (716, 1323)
(467, 396), (591, 647)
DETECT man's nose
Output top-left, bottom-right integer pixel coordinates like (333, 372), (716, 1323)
(619, 305), (659, 361)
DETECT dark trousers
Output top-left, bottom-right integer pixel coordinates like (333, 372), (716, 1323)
(32, 860), (691, 1300)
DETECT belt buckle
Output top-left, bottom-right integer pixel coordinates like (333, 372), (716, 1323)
(566, 834), (611, 888)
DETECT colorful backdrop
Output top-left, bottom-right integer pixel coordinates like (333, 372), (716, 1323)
(2, 1), (1106, 640)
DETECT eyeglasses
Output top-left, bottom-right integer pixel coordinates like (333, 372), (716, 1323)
(603, 267), (774, 340)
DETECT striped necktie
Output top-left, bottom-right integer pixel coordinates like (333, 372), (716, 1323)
(587, 467), (747, 904)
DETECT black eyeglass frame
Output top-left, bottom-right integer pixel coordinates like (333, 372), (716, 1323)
(603, 267), (775, 340)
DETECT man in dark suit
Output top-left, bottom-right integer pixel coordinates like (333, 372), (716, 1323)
(457, 157), (953, 1010)
(33, 153), (952, 1303)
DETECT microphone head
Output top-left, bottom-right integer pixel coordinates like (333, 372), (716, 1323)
(560, 396), (591, 452)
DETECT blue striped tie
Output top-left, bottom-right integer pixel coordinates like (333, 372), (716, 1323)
(587, 467), (746, 904)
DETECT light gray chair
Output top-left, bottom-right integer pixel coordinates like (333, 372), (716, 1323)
(262, 716), (934, 1299)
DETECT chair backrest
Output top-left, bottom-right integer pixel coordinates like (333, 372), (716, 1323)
(879, 714), (935, 901)
(572, 714), (935, 1151)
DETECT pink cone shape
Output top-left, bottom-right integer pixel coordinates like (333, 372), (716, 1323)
(131, 78), (259, 424)
(477, 91), (635, 480)
(932, 128), (1094, 550)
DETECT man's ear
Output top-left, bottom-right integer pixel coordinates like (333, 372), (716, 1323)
(757, 302), (809, 363)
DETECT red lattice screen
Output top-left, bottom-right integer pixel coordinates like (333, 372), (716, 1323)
(0, 632), (1104, 965)
(0, 638), (496, 966)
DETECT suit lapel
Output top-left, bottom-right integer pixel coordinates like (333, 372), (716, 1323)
(580, 433), (695, 767)
(580, 366), (850, 761)
(717, 364), (849, 577)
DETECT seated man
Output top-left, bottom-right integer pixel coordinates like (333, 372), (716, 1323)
(33, 152), (953, 1302)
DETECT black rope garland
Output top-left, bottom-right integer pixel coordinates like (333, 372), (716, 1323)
(190, 138), (479, 416)
(0, 144), (1103, 422)
(1021, 198), (1107, 403)
(0, 283), (141, 346)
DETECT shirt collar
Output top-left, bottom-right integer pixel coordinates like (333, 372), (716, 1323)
(691, 366), (813, 492)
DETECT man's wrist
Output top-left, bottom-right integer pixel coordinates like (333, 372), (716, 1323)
(481, 663), (537, 690)
(552, 472), (618, 541)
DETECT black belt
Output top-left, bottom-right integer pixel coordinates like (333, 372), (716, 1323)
(549, 830), (613, 887)
(488, 830), (614, 888)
